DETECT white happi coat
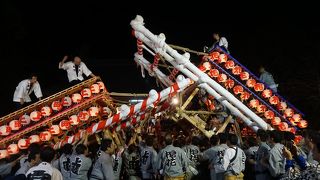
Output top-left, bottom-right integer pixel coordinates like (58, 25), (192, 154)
(13, 79), (42, 103)
(59, 61), (92, 82)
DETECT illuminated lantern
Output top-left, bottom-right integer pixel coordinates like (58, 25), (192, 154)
(78, 111), (90, 121)
(233, 85), (244, 95)
(271, 117), (281, 126)
(97, 81), (105, 90)
(39, 131), (51, 141)
(240, 72), (249, 81)
(264, 110), (275, 120)
(203, 62), (211, 71)
(71, 93), (82, 103)
(232, 66), (242, 75)
(277, 102), (287, 111)
(18, 139), (29, 149)
(246, 79), (256, 88)
(218, 54), (228, 63)
(29, 135), (40, 144)
(90, 84), (100, 94)
(49, 125), (60, 135)
(289, 118), (297, 126)
(7, 144), (19, 155)
(262, 89), (272, 98)
(225, 79), (235, 89)
(59, 120), (71, 130)
(69, 115), (80, 126)
(62, 96), (72, 107)
(198, 65), (206, 72)
(217, 74), (227, 83)
(208, 69), (219, 78)
(88, 107), (99, 117)
(278, 122), (289, 131)
(254, 83), (265, 92)
(225, 60), (235, 69)
(209, 103), (215, 111)
(40, 106), (52, 117)
(294, 135), (303, 144)
(292, 114), (302, 123)
(208, 95), (215, 100)
(81, 88), (92, 98)
(30, 111), (42, 122)
(51, 101), (62, 111)
(297, 120), (308, 128)
(0, 125), (11, 136)
(0, 150), (8, 159)
(284, 108), (294, 117)
(210, 51), (220, 60)
(9, 120), (21, 131)
(249, 99), (260, 108)
(257, 105), (267, 113)
(269, 96), (280, 105)
(240, 92), (250, 101)
(102, 107), (112, 117)
(288, 127), (296, 134)
(19, 114), (31, 126)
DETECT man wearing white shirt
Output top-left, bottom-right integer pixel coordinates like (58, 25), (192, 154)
(59, 55), (96, 86)
(205, 33), (230, 53)
(13, 75), (42, 109)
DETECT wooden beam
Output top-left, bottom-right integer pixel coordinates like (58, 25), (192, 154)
(181, 88), (199, 110)
(180, 112), (214, 138)
(216, 115), (232, 134)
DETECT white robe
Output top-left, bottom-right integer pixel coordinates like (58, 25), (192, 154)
(59, 61), (92, 82)
(13, 79), (43, 103)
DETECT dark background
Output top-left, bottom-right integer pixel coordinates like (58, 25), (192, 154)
(0, 1), (319, 129)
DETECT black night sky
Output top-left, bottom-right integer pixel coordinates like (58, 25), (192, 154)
(0, 1), (319, 129)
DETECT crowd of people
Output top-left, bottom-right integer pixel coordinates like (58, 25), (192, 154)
(0, 120), (319, 180)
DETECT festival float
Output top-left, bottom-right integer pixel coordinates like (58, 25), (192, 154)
(0, 15), (307, 158)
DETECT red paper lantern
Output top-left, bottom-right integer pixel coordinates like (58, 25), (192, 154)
(278, 122), (289, 131)
(61, 96), (72, 107)
(240, 72), (249, 81)
(90, 84), (100, 94)
(225, 60), (235, 69)
(102, 107), (112, 117)
(288, 127), (296, 134)
(97, 81), (105, 90)
(271, 117), (281, 125)
(264, 110), (275, 120)
(0, 125), (11, 136)
(29, 135), (40, 144)
(208, 69), (219, 78)
(51, 101), (63, 111)
(9, 120), (21, 131)
(297, 120), (308, 128)
(294, 135), (303, 144)
(289, 118), (297, 126)
(218, 54), (228, 63)
(232, 66), (242, 75)
(0, 150), (8, 159)
(49, 125), (61, 135)
(269, 96), (280, 105)
(233, 85), (244, 95)
(277, 102), (287, 111)
(7, 144), (19, 155)
(71, 93), (82, 103)
(88, 107), (99, 117)
(246, 79), (256, 88)
(284, 108), (294, 118)
(240, 92), (250, 101)
(198, 65), (206, 72)
(217, 74), (227, 82)
(225, 79), (235, 89)
(210, 51), (220, 60)
(81, 88), (92, 98)
(59, 120), (71, 130)
(41, 106), (52, 117)
(78, 111), (90, 121)
(203, 62), (211, 71)
(39, 131), (51, 141)
(30, 111), (42, 122)
(19, 114), (31, 126)
(249, 99), (260, 108)
(254, 83), (265, 92)
(18, 139), (29, 150)
(262, 89), (273, 98)
(257, 105), (267, 113)
(69, 115), (80, 126)
(292, 114), (302, 123)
